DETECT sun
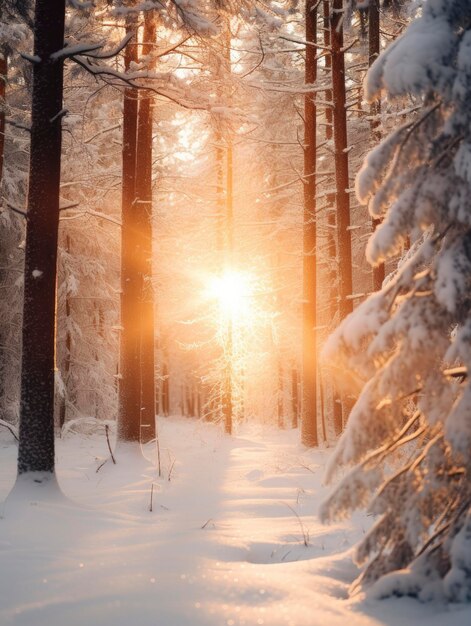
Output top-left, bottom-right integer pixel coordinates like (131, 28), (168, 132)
(207, 270), (253, 319)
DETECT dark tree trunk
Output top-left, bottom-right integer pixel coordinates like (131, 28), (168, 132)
(323, 0), (343, 435)
(330, 0), (353, 322)
(369, 0), (385, 291)
(301, 0), (318, 448)
(330, 0), (354, 427)
(17, 0), (66, 476)
(136, 12), (156, 443)
(118, 17), (141, 442)
(323, 1), (333, 144)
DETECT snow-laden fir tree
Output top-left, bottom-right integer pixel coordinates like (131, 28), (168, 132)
(320, 0), (471, 602)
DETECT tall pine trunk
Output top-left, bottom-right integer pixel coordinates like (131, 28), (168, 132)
(330, 0), (353, 323)
(301, 0), (318, 447)
(17, 0), (66, 477)
(323, 0), (343, 436)
(0, 46), (7, 186)
(222, 134), (233, 435)
(215, 5), (234, 435)
(118, 16), (141, 442)
(330, 0), (353, 427)
(59, 235), (72, 429)
(136, 12), (157, 442)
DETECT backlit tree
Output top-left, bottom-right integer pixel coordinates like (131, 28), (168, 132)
(321, 0), (471, 601)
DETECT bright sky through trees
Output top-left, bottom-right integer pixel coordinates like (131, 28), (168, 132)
(207, 270), (254, 320)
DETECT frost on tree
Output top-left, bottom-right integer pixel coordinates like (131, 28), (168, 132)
(320, 0), (471, 602)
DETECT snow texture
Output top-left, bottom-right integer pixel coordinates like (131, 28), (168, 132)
(1, 418), (471, 625)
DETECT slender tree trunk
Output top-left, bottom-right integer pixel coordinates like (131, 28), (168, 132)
(118, 17), (141, 442)
(17, 0), (65, 476)
(369, 0), (385, 291)
(301, 0), (318, 447)
(221, 18), (233, 436)
(0, 44), (7, 422)
(221, 133), (234, 434)
(136, 12), (157, 442)
(330, 0), (354, 427)
(291, 367), (298, 428)
(215, 120), (224, 255)
(196, 387), (201, 419)
(0, 46), (7, 186)
(277, 361), (284, 428)
(59, 235), (72, 429)
(162, 359), (169, 416)
(330, 0), (353, 322)
(324, 0), (343, 436)
(323, 1), (333, 144)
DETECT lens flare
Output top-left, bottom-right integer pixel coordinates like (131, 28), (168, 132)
(207, 270), (253, 319)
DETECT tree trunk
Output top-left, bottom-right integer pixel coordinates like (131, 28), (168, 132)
(0, 46), (7, 186)
(369, 0), (385, 291)
(118, 16), (141, 442)
(324, 0), (343, 436)
(277, 361), (284, 428)
(221, 18), (233, 436)
(291, 367), (298, 429)
(221, 119), (234, 436)
(162, 359), (169, 416)
(59, 235), (72, 430)
(17, 0), (66, 476)
(330, 0), (354, 427)
(136, 12), (157, 443)
(301, 0), (318, 447)
(330, 0), (353, 322)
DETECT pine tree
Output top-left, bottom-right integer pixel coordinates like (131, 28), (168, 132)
(118, 13), (141, 443)
(302, 0), (319, 447)
(321, 0), (471, 601)
(135, 11), (157, 443)
(17, 0), (66, 479)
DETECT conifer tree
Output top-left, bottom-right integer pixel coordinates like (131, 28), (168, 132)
(302, 0), (318, 447)
(321, 0), (471, 601)
(17, 0), (66, 478)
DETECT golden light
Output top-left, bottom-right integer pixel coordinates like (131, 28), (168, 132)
(207, 270), (253, 320)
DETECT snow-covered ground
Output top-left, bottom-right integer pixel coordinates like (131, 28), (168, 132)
(0, 417), (470, 626)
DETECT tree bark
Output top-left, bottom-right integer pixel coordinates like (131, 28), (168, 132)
(301, 0), (318, 447)
(277, 361), (284, 428)
(162, 359), (169, 416)
(17, 0), (66, 476)
(136, 12), (157, 443)
(0, 47), (7, 186)
(324, 0), (343, 436)
(118, 16), (141, 442)
(330, 0), (353, 322)
(59, 235), (72, 430)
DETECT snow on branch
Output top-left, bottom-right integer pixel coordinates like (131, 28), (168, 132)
(321, 0), (471, 601)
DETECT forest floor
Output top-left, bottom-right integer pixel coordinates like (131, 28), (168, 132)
(0, 417), (470, 626)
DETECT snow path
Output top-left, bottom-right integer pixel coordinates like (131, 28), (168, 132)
(1, 418), (470, 626)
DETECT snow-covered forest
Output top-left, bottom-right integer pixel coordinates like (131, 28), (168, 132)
(2, 0), (471, 624)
